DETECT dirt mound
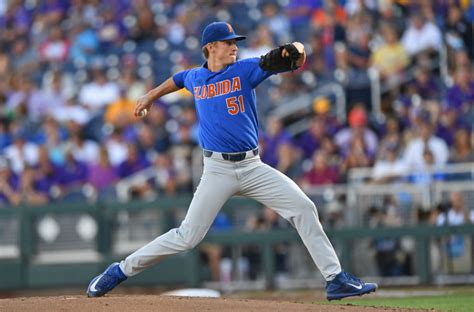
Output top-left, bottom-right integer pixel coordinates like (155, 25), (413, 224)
(0, 295), (428, 312)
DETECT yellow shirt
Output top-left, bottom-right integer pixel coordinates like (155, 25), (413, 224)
(371, 43), (409, 76)
(104, 97), (136, 125)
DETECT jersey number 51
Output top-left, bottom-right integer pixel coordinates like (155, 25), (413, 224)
(226, 95), (245, 115)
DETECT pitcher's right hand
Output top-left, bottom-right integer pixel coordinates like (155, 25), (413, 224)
(135, 94), (153, 117)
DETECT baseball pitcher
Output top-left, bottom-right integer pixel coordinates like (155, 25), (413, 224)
(87, 21), (377, 301)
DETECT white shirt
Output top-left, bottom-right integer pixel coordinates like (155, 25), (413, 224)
(69, 140), (100, 164)
(52, 104), (91, 125)
(4, 142), (40, 174)
(401, 22), (442, 56)
(402, 136), (449, 169)
(436, 209), (470, 226)
(79, 82), (120, 112)
(105, 139), (128, 166)
(371, 159), (407, 180)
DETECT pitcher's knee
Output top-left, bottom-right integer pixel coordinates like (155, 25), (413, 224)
(299, 196), (316, 211)
(176, 224), (207, 250)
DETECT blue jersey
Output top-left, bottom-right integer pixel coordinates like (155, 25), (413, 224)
(173, 58), (274, 153)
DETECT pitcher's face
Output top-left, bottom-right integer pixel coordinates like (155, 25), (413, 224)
(210, 39), (238, 64)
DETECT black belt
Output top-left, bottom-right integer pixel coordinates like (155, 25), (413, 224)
(203, 147), (259, 162)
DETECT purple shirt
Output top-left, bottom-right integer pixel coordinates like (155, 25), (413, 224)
(260, 130), (293, 168)
(446, 82), (474, 112)
(117, 156), (149, 178)
(55, 160), (88, 187)
(298, 132), (322, 160)
(88, 164), (118, 190)
(0, 173), (19, 207)
(413, 79), (440, 100)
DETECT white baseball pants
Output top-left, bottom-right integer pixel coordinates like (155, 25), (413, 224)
(120, 154), (341, 280)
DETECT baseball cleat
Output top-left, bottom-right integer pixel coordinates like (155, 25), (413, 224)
(87, 262), (127, 297)
(326, 271), (377, 301)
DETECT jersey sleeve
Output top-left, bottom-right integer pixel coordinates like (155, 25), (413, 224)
(172, 69), (191, 90)
(239, 58), (274, 88)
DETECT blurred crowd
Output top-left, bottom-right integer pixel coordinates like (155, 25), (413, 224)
(0, 0), (473, 208)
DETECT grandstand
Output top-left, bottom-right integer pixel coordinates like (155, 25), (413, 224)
(0, 0), (473, 291)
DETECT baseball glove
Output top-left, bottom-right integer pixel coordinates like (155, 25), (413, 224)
(259, 43), (303, 72)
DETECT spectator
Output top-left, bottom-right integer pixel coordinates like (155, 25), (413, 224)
(312, 11), (346, 72)
(117, 143), (150, 179)
(0, 1), (31, 43)
(3, 130), (39, 174)
(143, 103), (170, 153)
(54, 149), (89, 200)
(276, 141), (303, 181)
(370, 23), (409, 82)
(368, 205), (404, 277)
(346, 29), (371, 71)
(87, 147), (118, 199)
(41, 70), (72, 110)
(18, 165), (50, 206)
(6, 76), (56, 122)
(65, 131), (100, 165)
(135, 124), (160, 163)
(301, 150), (340, 188)
(401, 12), (442, 57)
(200, 212), (233, 282)
(35, 145), (59, 194)
(445, 66), (474, 125)
(261, 2), (292, 43)
(339, 127), (373, 178)
(297, 114), (327, 160)
(104, 127), (129, 167)
(436, 192), (473, 260)
(68, 22), (99, 66)
(448, 128), (474, 163)
(311, 0), (347, 31)
(403, 115), (449, 169)
(324, 195), (345, 229)
(169, 122), (196, 193)
(374, 1), (405, 37)
(284, 0), (320, 42)
(151, 152), (177, 195)
(51, 96), (91, 126)
(312, 97), (341, 135)
(260, 115), (293, 168)
(104, 87), (136, 128)
(96, 6), (127, 54)
(0, 46), (10, 76)
(444, 5), (473, 59)
(335, 105), (378, 160)
(371, 144), (406, 183)
(38, 25), (70, 64)
(9, 36), (38, 73)
(78, 67), (120, 115)
(0, 157), (21, 207)
(378, 116), (402, 157)
(407, 148), (445, 185)
(239, 25), (274, 59)
(409, 66), (441, 101)
(244, 206), (290, 280)
(436, 105), (465, 147)
(120, 68), (147, 102)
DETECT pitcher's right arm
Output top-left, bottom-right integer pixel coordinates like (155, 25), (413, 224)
(134, 77), (180, 117)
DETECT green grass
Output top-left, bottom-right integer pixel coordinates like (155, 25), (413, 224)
(332, 289), (474, 312)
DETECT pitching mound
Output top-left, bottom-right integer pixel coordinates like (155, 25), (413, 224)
(0, 295), (428, 312)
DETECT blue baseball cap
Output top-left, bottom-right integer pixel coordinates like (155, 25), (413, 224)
(201, 22), (246, 47)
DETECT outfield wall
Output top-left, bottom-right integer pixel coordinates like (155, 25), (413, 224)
(1, 194), (473, 291)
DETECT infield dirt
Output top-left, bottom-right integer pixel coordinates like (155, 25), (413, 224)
(0, 295), (432, 312)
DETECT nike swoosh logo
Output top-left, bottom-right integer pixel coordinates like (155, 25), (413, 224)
(347, 282), (362, 290)
(89, 276), (102, 292)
